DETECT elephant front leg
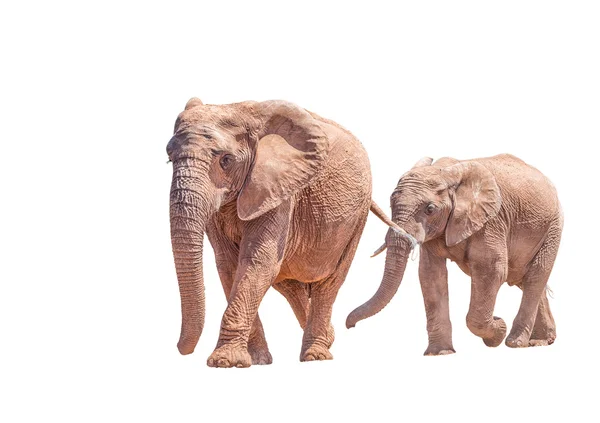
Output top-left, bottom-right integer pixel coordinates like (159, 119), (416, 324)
(214, 249), (272, 365)
(207, 207), (289, 368)
(247, 317), (272, 365)
(207, 259), (278, 368)
(466, 261), (507, 347)
(419, 248), (455, 356)
(274, 279), (336, 348)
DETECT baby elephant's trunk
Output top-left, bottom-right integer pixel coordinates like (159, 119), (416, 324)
(346, 229), (412, 328)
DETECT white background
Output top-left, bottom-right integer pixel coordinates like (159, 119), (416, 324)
(1, 1), (598, 421)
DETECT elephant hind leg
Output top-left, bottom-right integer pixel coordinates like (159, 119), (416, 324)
(274, 279), (335, 348)
(506, 219), (562, 348)
(528, 290), (556, 346)
(300, 228), (364, 362)
(274, 279), (310, 329)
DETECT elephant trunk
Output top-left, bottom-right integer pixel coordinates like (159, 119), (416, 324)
(346, 229), (411, 328)
(169, 159), (211, 355)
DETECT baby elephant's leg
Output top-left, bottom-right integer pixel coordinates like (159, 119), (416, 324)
(419, 247), (455, 355)
(506, 220), (562, 348)
(528, 290), (556, 346)
(466, 261), (507, 347)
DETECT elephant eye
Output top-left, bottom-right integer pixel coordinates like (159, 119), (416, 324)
(425, 203), (436, 215)
(219, 154), (234, 170)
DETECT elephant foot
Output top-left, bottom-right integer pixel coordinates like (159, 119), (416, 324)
(505, 333), (530, 348)
(482, 316), (507, 347)
(248, 347), (273, 365)
(424, 345), (456, 356)
(300, 344), (333, 362)
(527, 332), (556, 347)
(530, 325), (556, 347)
(507, 325), (556, 348)
(207, 344), (252, 368)
(325, 322), (335, 348)
(247, 334), (273, 365)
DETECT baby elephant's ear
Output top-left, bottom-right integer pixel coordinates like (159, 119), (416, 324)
(442, 162), (502, 247)
(237, 101), (329, 221)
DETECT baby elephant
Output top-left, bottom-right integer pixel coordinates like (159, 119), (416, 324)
(347, 154), (563, 354)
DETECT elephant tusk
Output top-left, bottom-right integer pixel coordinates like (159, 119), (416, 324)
(371, 243), (387, 258)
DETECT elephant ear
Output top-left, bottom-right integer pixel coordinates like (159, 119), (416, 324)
(184, 97), (204, 110)
(237, 101), (329, 221)
(411, 157), (433, 169)
(442, 161), (502, 247)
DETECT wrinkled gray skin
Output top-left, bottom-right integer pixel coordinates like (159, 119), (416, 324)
(348, 155), (563, 354)
(167, 98), (408, 367)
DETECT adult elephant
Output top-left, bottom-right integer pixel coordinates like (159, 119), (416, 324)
(347, 155), (562, 355)
(167, 98), (411, 367)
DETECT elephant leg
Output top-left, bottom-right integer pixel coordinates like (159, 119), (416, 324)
(274, 279), (310, 328)
(299, 276), (341, 362)
(528, 289), (556, 347)
(207, 207), (289, 368)
(419, 247), (454, 356)
(274, 279), (335, 348)
(300, 230), (362, 362)
(466, 258), (507, 347)
(506, 221), (561, 348)
(215, 255), (272, 366)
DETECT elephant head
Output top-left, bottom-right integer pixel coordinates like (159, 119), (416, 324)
(167, 98), (329, 354)
(346, 157), (502, 328)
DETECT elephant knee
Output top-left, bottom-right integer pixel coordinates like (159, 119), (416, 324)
(466, 314), (488, 336)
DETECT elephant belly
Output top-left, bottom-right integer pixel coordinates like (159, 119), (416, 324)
(277, 138), (371, 283)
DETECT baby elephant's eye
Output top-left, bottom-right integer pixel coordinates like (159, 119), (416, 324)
(425, 203), (436, 215)
(219, 154), (234, 170)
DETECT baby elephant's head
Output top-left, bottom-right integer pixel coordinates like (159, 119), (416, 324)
(392, 157), (502, 246)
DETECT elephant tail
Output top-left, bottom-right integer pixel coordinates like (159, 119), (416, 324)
(370, 201), (418, 251)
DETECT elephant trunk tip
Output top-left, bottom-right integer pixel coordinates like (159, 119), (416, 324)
(345, 310), (362, 329)
(177, 340), (196, 355)
(392, 228), (418, 250)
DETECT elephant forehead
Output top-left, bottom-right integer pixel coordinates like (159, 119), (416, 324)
(398, 171), (445, 192)
(177, 104), (248, 128)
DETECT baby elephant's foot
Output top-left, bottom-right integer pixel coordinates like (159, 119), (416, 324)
(424, 344), (456, 356)
(482, 317), (507, 347)
(505, 333), (530, 348)
(301, 343), (333, 362)
(207, 344), (252, 368)
(529, 326), (556, 347)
